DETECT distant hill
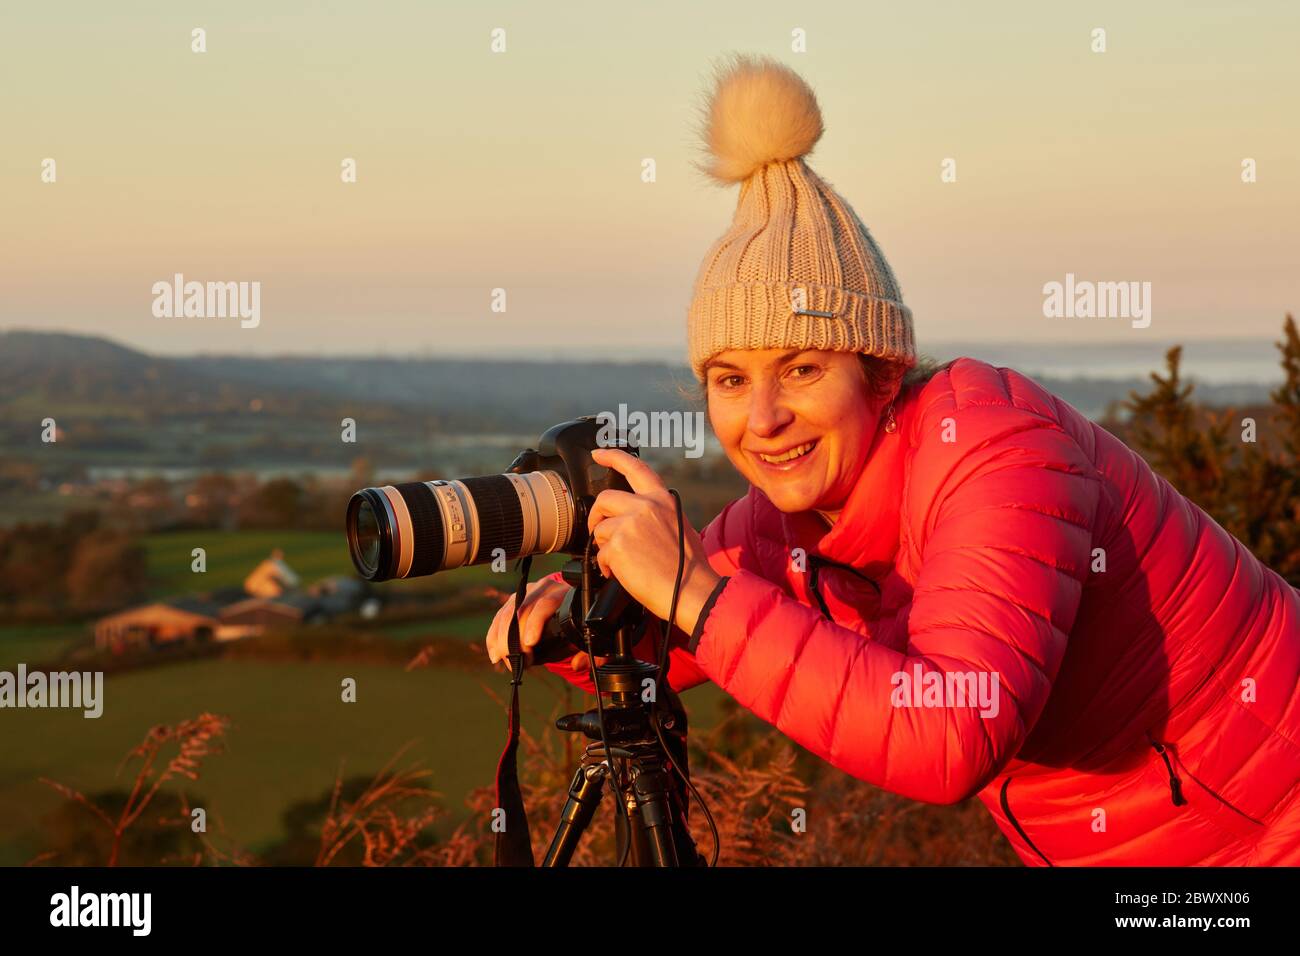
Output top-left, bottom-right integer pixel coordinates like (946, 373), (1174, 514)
(0, 329), (697, 429)
(1, 329), (166, 406)
(0, 329), (1277, 478)
(0, 329), (351, 420)
(177, 353), (699, 431)
(0, 331), (703, 477)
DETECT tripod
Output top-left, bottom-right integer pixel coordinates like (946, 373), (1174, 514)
(535, 557), (707, 867)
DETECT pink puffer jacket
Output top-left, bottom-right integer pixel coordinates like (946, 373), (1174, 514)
(546, 357), (1300, 865)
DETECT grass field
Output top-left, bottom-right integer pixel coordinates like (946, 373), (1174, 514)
(140, 529), (568, 600)
(142, 530), (357, 599)
(0, 656), (728, 866)
(0, 532), (719, 865)
(0, 624), (89, 669)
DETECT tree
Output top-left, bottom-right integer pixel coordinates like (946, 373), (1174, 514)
(187, 472), (239, 528)
(1118, 314), (1300, 585)
(238, 478), (306, 529)
(65, 530), (147, 613)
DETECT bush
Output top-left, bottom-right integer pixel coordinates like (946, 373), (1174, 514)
(1107, 314), (1300, 585)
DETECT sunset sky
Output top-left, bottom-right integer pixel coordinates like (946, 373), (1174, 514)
(2, 0), (1297, 359)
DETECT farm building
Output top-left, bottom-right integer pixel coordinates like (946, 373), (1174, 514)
(220, 592), (323, 629)
(95, 553), (370, 653)
(94, 595), (229, 652)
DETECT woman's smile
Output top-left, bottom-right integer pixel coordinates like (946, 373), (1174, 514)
(751, 437), (819, 472)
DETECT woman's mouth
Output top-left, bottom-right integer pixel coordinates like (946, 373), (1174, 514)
(754, 439), (819, 472)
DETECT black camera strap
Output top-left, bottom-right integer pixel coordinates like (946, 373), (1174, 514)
(493, 554), (536, 867)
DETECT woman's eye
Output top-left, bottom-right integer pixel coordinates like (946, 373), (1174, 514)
(788, 364), (818, 379)
(717, 374), (744, 389)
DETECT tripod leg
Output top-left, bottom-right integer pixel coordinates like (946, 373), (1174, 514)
(541, 761), (608, 867)
(619, 789), (653, 866)
(655, 689), (708, 866)
(631, 765), (681, 867)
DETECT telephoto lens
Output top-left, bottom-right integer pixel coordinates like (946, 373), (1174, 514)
(346, 416), (636, 583)
(346, 471), (576, 582)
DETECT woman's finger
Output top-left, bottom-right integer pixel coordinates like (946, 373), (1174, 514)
(487, 596), (518, 662)
(503, 651), (531, 675)
(589, 447), (669, 495)
(491, 610), (531, 663)
(586, 488), (639, 535)
(488, 585), (539, 662)
(484, 603), (503, 662)
(569, 652), (608, 672)
(521, 591), (563, 650)
(488, 579), (569, 663)
(590, 514), (625, 548)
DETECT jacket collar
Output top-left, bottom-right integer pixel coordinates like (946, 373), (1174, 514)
(778, 384), (915, 579)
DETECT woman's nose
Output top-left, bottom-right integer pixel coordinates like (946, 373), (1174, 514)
(747, 382), (794, 437)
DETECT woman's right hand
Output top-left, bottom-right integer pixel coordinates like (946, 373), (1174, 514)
(485, 577), (609, 675)
(485, 576), (572, 672)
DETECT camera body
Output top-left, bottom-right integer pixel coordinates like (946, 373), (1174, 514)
(505, 415), (638, 534)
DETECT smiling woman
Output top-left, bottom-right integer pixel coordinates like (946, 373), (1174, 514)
(490, 53), (1300, 867)
(702, 349), (886, 522)
(693, 350), (939, 524)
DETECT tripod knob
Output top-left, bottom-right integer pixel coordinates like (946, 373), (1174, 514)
(556, 710), (640, 740)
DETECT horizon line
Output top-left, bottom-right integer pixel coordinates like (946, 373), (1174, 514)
(3, 324), (1294, 364)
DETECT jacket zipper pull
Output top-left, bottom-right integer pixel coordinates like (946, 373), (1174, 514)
(807, 558), (832, 621)
(1148, 736), (1188, 807)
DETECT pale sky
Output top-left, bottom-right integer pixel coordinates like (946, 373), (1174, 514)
(1, 0), (1296, 358)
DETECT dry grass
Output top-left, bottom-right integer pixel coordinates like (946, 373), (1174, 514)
(441, 693), (1019, 866)
(315, 745), (460, 867)
(33, 695), (1018, 866)
(39, 712), (230, 866)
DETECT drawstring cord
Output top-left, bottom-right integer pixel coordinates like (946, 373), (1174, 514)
(806, 554), (881, 621)
(808, 560), (833, 620)
(999, 778), (1052, 866)
(1147, 732), (1188, 806)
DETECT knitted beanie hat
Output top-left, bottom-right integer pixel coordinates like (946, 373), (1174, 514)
(687, 54), (916, 383)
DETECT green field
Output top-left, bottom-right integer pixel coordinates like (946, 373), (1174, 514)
(140, 529), (568, 600)
(378, 614), (495, 641)
(0, 624), (88, 670)
(0, 656), (727, 866)
(0, 533), (723, 865)
(142, 530), (357, 599)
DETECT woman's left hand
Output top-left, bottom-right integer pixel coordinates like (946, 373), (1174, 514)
(587, 447), (723, 636)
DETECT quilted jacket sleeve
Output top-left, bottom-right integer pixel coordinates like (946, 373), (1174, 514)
(689, 410), (1102, 804)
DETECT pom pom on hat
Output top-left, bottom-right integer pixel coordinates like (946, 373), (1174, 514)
(696, 53), (825, 185)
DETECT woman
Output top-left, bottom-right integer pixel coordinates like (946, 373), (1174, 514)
(486, 54), (1300, 865)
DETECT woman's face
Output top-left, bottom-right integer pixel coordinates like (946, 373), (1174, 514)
(705, 348), (886, 515)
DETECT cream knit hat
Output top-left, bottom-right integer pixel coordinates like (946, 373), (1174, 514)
(687, 54), (916, 382)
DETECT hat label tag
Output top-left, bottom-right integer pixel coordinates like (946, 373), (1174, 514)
(789, 285), (836, 318)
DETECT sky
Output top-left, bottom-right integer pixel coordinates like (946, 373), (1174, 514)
(1, 0), (1297, 360)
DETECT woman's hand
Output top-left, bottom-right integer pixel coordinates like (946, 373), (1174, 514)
(485, 577), (568, 671)
(484, 577), (606, 675)
(586, 447), (722, 636)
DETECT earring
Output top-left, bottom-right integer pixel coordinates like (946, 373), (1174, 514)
(883, 403), (897, 434)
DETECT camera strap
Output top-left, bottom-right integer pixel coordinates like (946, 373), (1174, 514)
(494, 554), (536, 866)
